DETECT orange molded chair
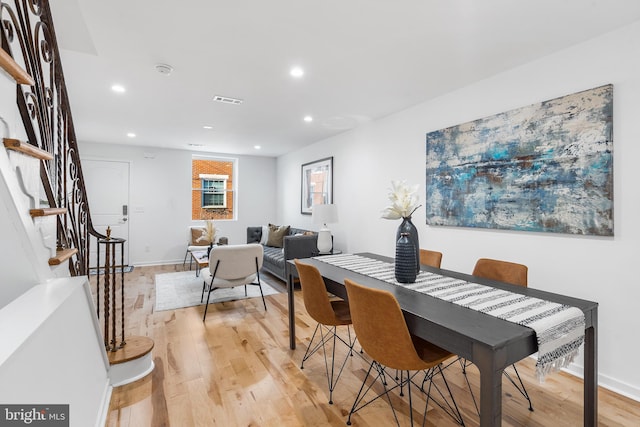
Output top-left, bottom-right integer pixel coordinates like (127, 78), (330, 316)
(344, 279), (464, 426)
(419, 249), (443, 268)
(469, 257), (533, 412)
(294, 260), (356, 404)
(473, 258), (528, 287)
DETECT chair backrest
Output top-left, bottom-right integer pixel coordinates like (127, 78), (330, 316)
(294, 260), (341, 326)
(209, 244), (263, 280)
(419, 249), (443, 268)
(344, 278), (427, 370)
(472, 258), (528, 287)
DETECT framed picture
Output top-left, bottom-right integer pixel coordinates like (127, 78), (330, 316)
(301, 157), (333, 214)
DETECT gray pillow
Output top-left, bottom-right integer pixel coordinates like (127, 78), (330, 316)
(266, 225), (290, 248)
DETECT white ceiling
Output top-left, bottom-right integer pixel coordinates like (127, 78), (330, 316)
(50, 0), (640, 157)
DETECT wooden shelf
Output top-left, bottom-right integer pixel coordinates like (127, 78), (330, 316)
(3, 138), (53, 160)
(0, 47), (34, 85)
(48, 248), (78, 266)
(29, 207), (67, 217)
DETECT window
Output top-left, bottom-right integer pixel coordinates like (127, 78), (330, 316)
(201, 175), (227, 208)
(192, 157), (236, 220)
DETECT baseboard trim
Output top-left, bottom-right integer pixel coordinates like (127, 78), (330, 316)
(95, 382), (112, 427)
(562, 364), (640, 402)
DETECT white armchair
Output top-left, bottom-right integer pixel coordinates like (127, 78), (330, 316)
(200, 244), (266, 321)
(183, 226), (212, 269)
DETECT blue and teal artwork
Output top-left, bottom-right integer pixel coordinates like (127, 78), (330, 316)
(425, 84), (613, 236)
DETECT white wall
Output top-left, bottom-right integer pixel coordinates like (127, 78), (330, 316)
(0, 277), (111, 427)
(79, 142), (277, 265)
(277, 21), (640, 400)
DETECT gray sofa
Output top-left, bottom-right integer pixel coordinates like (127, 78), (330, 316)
(246, 226), (319, 282)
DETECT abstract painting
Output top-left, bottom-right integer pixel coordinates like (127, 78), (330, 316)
(425, 84), (613, 236)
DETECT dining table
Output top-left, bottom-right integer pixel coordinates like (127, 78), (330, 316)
(286, 253), (598, 427)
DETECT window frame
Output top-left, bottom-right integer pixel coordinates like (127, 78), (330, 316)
(191, 155), (238, 221)
(200, 174), (228, 209)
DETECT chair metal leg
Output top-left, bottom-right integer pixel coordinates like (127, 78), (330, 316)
(183, 249), (189, 267)
(347, 359), (466, 426)
(457, 358), (479, 416)
(347, 360), (377, 426)
(421, 365), (465, 426)
(255, 263), (267, 311)
(202, 285), (217, 322)
(459, 357), (533, 415)
(504, 364), (534, 411)
(301, 323), (355, 405)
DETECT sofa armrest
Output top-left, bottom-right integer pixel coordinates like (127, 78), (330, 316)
(283, 234), (318, 261)
(247, 227), (262, 244)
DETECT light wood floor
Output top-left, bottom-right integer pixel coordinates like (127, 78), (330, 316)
(103, 264), (639, 426)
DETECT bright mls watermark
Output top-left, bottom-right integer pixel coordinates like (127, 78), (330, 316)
(0, 405), (68, 426)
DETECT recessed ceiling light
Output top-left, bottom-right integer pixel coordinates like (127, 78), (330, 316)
(303, 116), (313, 123)
(111, 84), (125, 93)
(290, 67), (304, 78)
(203, 125), (213, 130)
(127, 132), (136, 138)
(254, 145), (261, 150)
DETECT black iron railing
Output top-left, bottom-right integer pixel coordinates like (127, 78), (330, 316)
(1, 0), (104, 275)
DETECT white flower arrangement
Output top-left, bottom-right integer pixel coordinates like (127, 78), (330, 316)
(196, 220), (217, 244)
(381, 180), (421, 220)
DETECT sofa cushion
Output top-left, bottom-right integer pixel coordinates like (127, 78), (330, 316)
(259, 225), (269, 245)
(263, 245), (285, 269)
(267, 224), (290, 248)
(190, 227), (211, 246)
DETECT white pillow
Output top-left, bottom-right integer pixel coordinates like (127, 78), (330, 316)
(259, 225), (269, 245)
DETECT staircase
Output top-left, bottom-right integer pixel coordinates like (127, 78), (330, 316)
(0, 2), (152, 425)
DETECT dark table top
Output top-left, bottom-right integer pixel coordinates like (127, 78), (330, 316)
(291, 252), (598, 367)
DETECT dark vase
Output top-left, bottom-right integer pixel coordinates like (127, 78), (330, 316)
(206, 243), (213, 257)
(395, 233), (417, 283)
(396, 216), (420, 274)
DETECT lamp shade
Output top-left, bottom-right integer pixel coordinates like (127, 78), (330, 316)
(312, 204), (338, 225)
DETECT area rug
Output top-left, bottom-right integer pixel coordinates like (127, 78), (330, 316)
(154, 270), (280, 311)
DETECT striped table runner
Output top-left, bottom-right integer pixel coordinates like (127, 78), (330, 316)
(314, 253), (584, 381)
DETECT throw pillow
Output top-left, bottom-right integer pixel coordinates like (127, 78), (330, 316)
(259, 225), (270, 245)
(191, 228), (211, 246)
(266, 224), (290, 248)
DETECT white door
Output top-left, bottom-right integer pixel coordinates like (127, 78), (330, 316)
(82, 159), (130, 268)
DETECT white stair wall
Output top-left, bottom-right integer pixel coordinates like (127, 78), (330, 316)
(0, 276), (111, 427)
(0, 139), (57, 308)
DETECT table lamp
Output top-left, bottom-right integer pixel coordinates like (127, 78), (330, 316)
(312, 204), (338, 254)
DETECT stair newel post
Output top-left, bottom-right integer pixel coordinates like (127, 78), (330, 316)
(103, 231), (111, 349)
(96, 242), (100, 319)
(110, 238), (116, 350)
(98, 226), (127, 352)
(120, 244), (126, 347)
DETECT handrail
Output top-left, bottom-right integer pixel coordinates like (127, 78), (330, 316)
(1, 1), (106, 275)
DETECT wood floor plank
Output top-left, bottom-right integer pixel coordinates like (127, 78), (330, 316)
(104, 264), (640, 427)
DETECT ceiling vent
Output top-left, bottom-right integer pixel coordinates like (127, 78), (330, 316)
(213, 95), (243, 105)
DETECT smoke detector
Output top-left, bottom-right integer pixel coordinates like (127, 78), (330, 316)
(155, 63), (173, 76)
